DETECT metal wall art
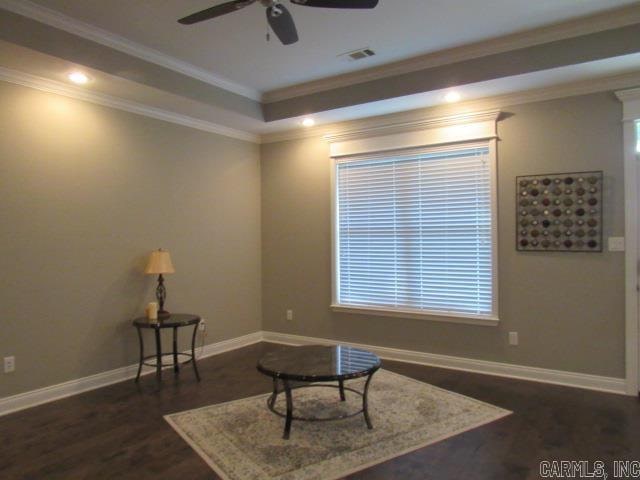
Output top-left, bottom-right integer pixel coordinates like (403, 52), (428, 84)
(516, 171), (603, 252)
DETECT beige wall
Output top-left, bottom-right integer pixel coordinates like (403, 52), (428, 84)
(261, 92), (625, 378)
(0, 81), (261, 397)
(0, 82), (627, 400)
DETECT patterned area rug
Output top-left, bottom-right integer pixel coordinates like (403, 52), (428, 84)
(165, 370), (511, 480)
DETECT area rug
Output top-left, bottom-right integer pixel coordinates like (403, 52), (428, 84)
(164, 369), (511, 480)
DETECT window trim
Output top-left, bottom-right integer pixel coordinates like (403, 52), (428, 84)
(329, 304), (499, 326)
(615, 87), (640, 394)
(328, 112), (500, 326)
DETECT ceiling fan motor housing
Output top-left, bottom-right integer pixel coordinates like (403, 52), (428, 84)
(270, 4), (284, 17)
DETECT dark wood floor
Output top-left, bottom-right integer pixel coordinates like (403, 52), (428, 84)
(1, 342), (638, 479)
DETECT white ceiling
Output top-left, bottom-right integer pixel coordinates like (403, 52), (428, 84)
(27, 0), (640, 93)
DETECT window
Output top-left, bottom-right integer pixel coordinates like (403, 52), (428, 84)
(333, 142), (498, 324)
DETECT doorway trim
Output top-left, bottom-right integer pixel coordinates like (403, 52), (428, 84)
(616, 87), (640, 395)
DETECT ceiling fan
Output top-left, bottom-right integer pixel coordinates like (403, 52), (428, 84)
(178, 0), (379, 45)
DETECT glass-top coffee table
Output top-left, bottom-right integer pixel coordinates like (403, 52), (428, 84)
(257, 345), (382, 439)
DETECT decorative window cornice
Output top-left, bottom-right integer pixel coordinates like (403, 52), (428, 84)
(615, 87), (640, 121)
(325, 110), (501, 158)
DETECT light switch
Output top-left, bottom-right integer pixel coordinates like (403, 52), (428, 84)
(608, 237), (625, 252)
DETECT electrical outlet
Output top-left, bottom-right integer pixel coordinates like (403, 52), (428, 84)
(508, 332), (519, 346)
(286, 309), (293, 321)
(4, 356), (15, 373)
(199, 319), (207, 332)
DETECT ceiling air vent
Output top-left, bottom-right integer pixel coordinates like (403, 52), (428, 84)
(339, 48), (376, 62)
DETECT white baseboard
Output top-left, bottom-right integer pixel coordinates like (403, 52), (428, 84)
(261, 331), (628, 395)
(198, 331), (263, 358)
(0, 331), (262, 417)
(0, 328), (628, 417)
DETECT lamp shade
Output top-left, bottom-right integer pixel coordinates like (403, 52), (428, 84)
(145, 249), (175, 275)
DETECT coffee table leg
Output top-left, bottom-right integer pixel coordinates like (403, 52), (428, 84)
(283, 379), (293, 440)
(339, 379), (346, 401)
(362, 372), (375, 429)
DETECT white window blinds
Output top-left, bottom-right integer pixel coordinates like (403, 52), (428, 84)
(335, 144), (495, 318)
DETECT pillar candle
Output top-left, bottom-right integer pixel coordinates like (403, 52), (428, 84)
(147, 302), (158, 321)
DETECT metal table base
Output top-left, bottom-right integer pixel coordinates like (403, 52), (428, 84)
(266, 373), (376, 440)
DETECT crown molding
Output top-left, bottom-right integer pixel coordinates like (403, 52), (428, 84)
(262, 4), (640, 103)
(260, 70), (640, 144)
(0, 0), (261, 101)
(615, 86), (640, 121)
(324, 110), (501, 144)
(0, 66), (260, 143)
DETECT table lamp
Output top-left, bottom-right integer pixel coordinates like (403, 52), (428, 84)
(145, 248), (175, 319)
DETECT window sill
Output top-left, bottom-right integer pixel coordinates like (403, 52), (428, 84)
(330, 304), (499, 327)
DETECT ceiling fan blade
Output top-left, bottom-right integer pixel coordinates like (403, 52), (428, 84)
(266, 4), (299, 45)
(290, 0), (378, 8)
(178, 0), (256, 25)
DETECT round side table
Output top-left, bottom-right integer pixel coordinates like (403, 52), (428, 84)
(132, 313), (201, 383)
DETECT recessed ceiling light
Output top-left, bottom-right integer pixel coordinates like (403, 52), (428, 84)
(68, 71), (89, 85)
(444, 91), (461, 103)
(302, 118), (315, 127)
